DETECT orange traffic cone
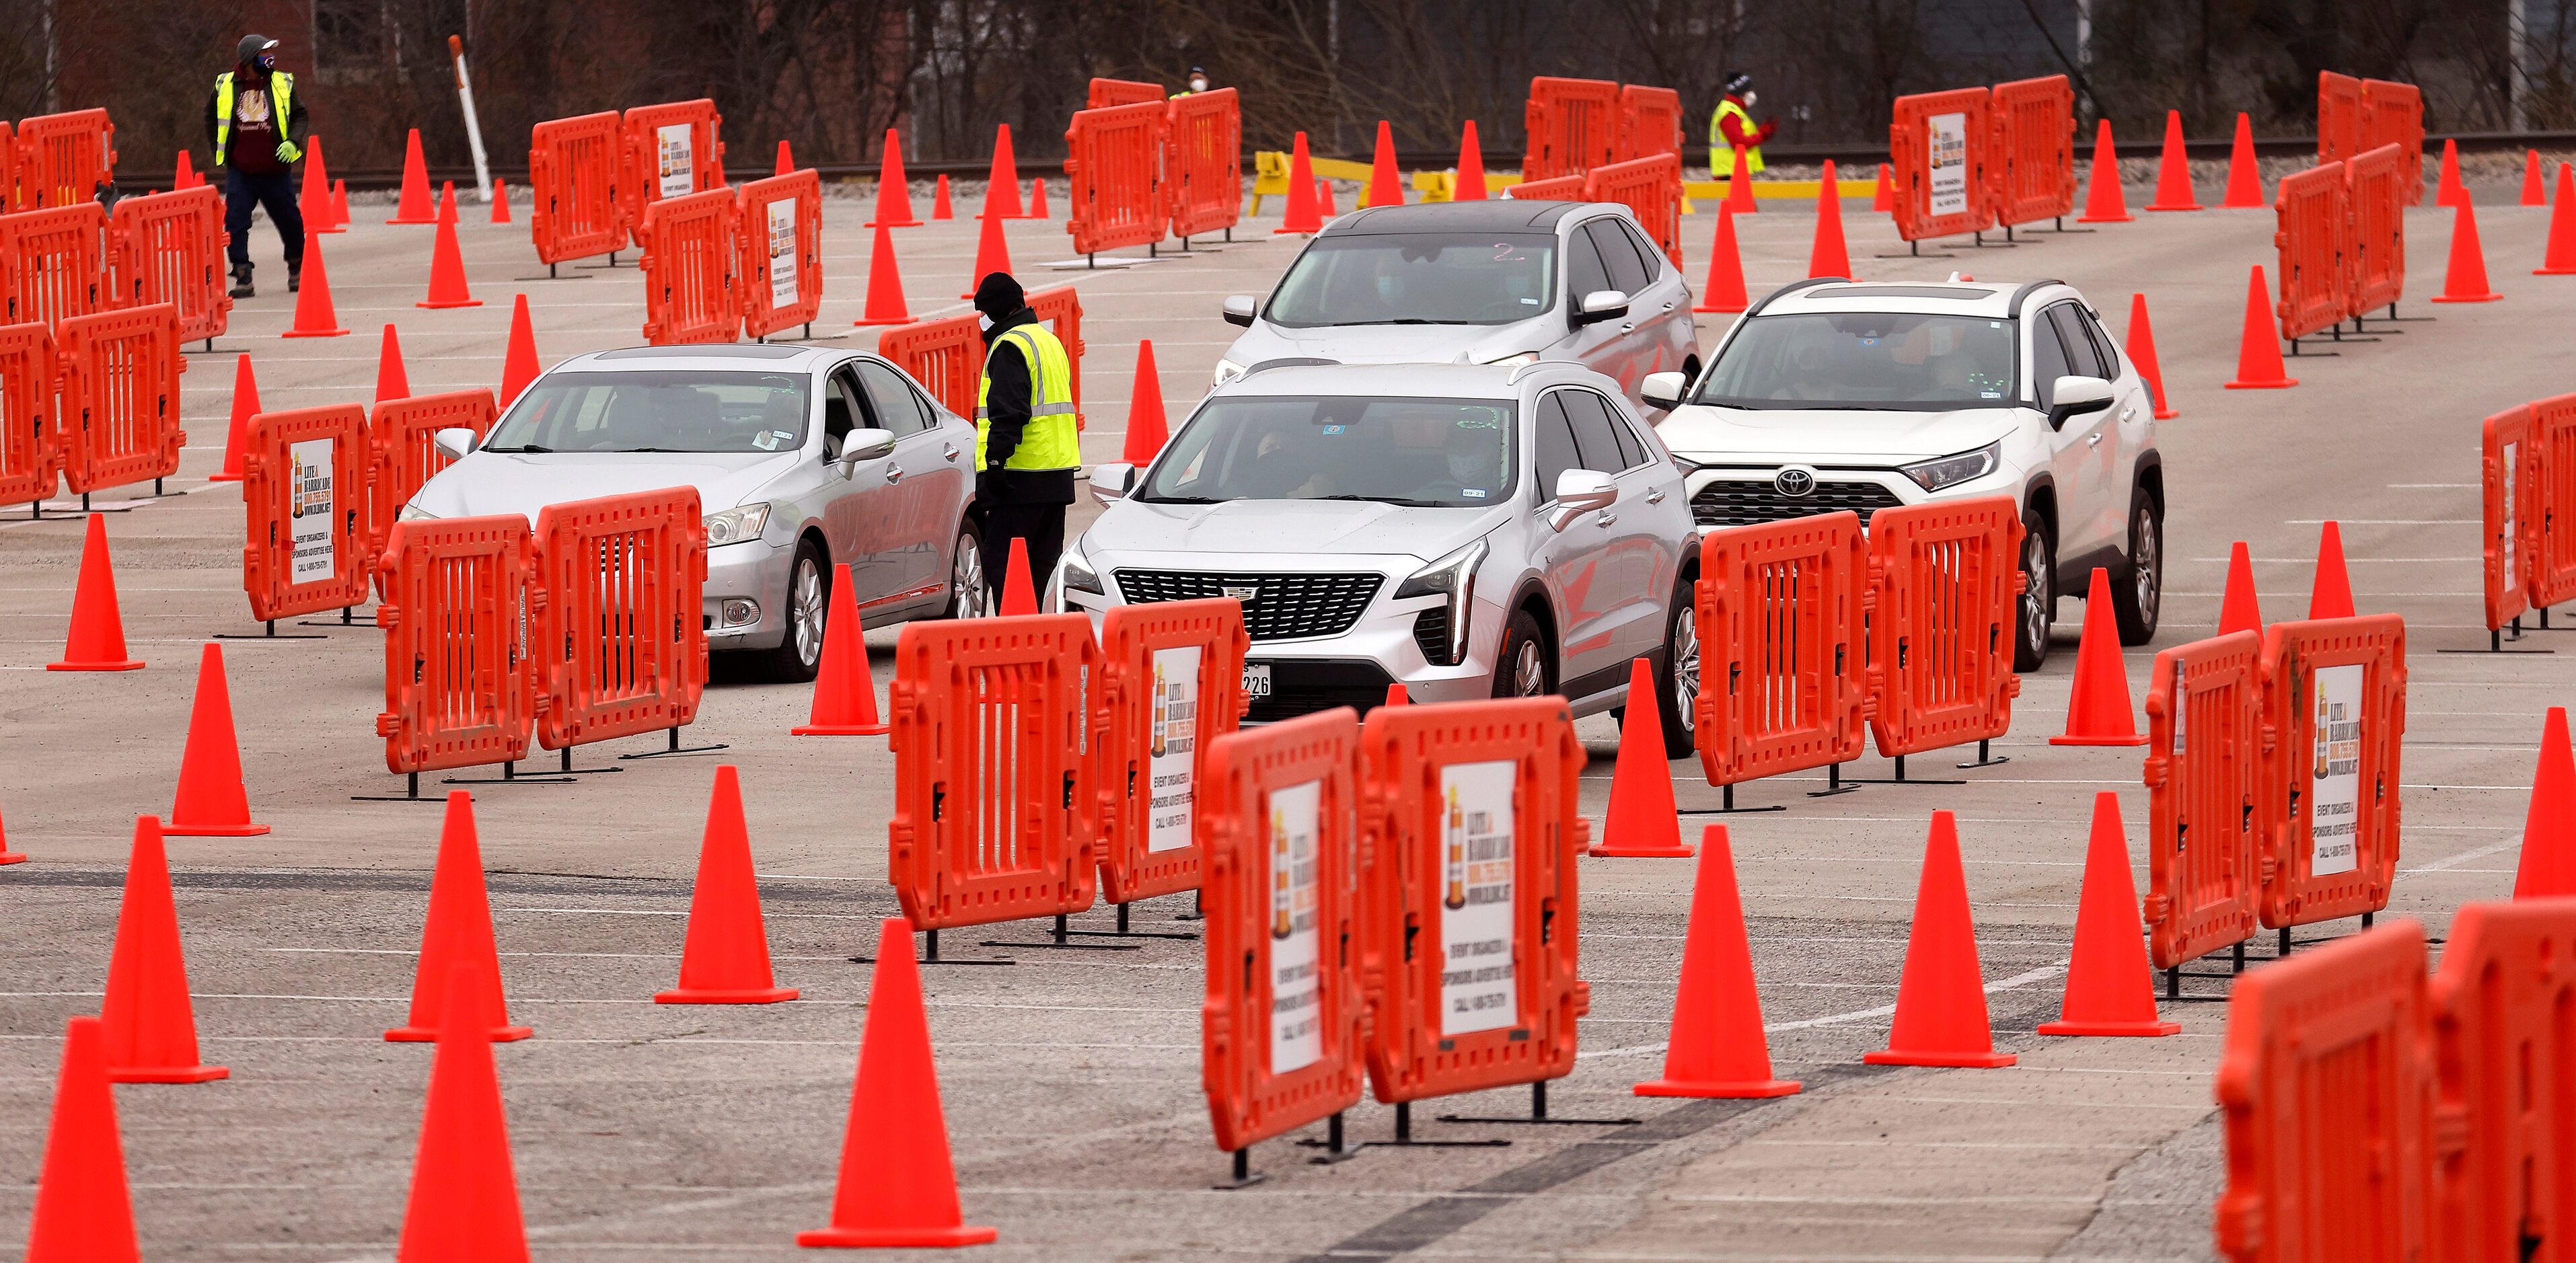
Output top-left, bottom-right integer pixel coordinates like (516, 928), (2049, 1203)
(2222, 265), (2295, 388)
(1872, 161), (1892, 213)
(1634, 825), (1799, 1097)
(932, 174), (955, 220)
(1864, 811), (2016, 1067)
(209, 354), (259, 483)
(798, 917), (998, 1248)
(2524, 149), (2547, 206)
(986, 123), (1026, 219)
(2437, 137), (2467, 207)
(24, 1016), (141, 1262)
(852, 223), (914, 327)
(2038, 794), (2180, 1036)
(499, 294), (540, 406)
(1694, 205), (1748, 313)
(418, 183), (481, 309)
(396, 959), (531, 1261)
(100, 816), (229, 1081)
(490, 176), (511, 225)
(1000, 537), (1039, 616)
(2077, 120), (2131, 223)
(2540, 165), (2576, 275)
(2219, 541), (2264, 638)
(2124, 294), (2177, 419)
(2309, 521), (2356, 619)
(2219, 113), (2263, 208)
(2433, 200), (2504, 302)
(1589, 658), (1693, 857)
(793, 565), (889, 736)
(1383, 683), (1409, 707)
(1276, 132), (1323, 234)
(281, 227), (349, 337)
(388, 793), (532, 1042)
(301, 135), (340, 233)
(2051, 568), (2148, 747)
(1726, 143), (1756, 213)
(1, 796), (24, 865)
(332, 180), (350, 227)
(389, 128), (437, 223)
(1366, 120), (1403, 208)
(657, 766), (799, 1003)
(1808, 158), (1852, 279)
(1317, 177), (1340, 217)
(1455, 121), (1488, 200)
(2145, 110), (2201, 211)
(1121, 340), (1170, 465)
(165, 644), (268, 837)
(776, 139), (795, 178)
(2513, 707), (2576, 898)
(376, 325), (411, 401)
(175, 147), (200, 191)
(47, 515), (143, 671)
(869, 128), (920, 228)
(1027, 176), (1050, 219)
(959, 188), (1013, 300)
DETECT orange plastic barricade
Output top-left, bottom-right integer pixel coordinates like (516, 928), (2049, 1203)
(2273, 163), (2347, 343)
(885, 613), (1102, 935)
(1200, 707), (1368, 1160)
(2345, 145), (2405, 321)
(1616, 85), (1683, 163)
(0, 202), (108, 328)
(0, 122), (14, 212)
(1988, 75), (2077, 227)
(1087, 77), (1165, 110)
(637, 188), (739, 346)
(1025, 282), (1088, 430)
(735, 169), (821, 340)
(375, 515), (540, 775)
(2254, 615), (2406, 933)
(2530, 395), (2576, 613)
(2428, 899), (2576, 1262)
(240, 404), (369, 622)
(528, 112), (628, 268)
(1583, 153), (1684, 268)
(54, 303), (183, 496)
(1863, 495), (2023, 760)
(621, 100), (725, 244)
(2215, 920), (2433, 1262)
(368, 389), (496, 576)
(1097, 598), (1248, 906)
(1693, 511), (1870, 788)
(108, 188), (229, 349)
(2317, 71), (2367, 165)
(1522, 77), (1622, 183)
(529, 488), (708, 751)
(1064, 101), (1168, 258)
(1505, 174), (1587, 202)
(0, 320), (54, 510)
(2481, 405), (2535, 636)
(2141, 631), (2263, 971)
(15, 109), (114, 210)
(878, 311), (980, 421)
(1166, 88), (1243, 241)
(1889, 88), (1994, 243)
(2361, 79), (2425, 206)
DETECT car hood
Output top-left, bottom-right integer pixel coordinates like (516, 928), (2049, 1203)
(1227, 317), (1558, 369)
(409, 450), (802, 521)
(1653, 404), (2022, 465)
(1082, 498), (1507, 565)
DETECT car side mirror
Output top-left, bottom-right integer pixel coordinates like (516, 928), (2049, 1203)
(1089, 462), (1136, 506)
(1547, 468), (1619, 531)
(840, 427), (897, 463)
(1222, 295), (1258, 328)
(1640, 371), (1688, 412)
(432, 428), (478, 462)
(2046, 375), (2115, 429)
(1572, 289), (1630, 326)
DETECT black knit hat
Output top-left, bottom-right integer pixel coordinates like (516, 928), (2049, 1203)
(972, 271), (1024, 320)
(1723, 72), (1753, 97)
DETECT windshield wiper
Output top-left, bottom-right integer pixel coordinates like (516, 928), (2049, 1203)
(1321, 317), (1445, 327)
(480, 444), (552, 453)
(1313, 494), (1442, 507)
(1140, 494), (1224, 504)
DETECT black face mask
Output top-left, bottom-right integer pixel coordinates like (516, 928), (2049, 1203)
(252, 54), (276, 75)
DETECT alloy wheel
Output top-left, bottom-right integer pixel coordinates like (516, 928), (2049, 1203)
(2022, 531), (2052, 659)
(1669, 602), (1699, 733)
(951, 533), (988, 618)
(2131, 506), (2161, 627)
(1511, 640), (1547, 697)
(792, 557), (825, 667)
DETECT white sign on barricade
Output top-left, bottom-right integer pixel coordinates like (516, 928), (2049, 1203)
(1267, 778), (1323, 1073)
(1438, 759), (1518, 1036)
(1148, 646), (1202, 853)
(2309, 664), (2364, 876)
(1928, 112), (1969, 218)
(657, 124), (694, 197)
(766, 199), (797, 309)
(289, 437), (335, 584)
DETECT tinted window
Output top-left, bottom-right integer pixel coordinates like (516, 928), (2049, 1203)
(1584, 220), (1652, 295)
(1696, 313), (2018, 410)
(1614, 219), (1668, 283)
(2077, 306), (2124, 377)
(486, 371), (810, 455)
(1559, 389), (1629, 473)
(1533, 393), (1581, 502)
(854, 360), (933, 435)
(1600, 394), (1648, 467)
(1136, 395), (1515, 508)
(1263, 232), (1557, 327)
(823, 372), (862, 447)
(1566, 229), (1613, 307)
(2047, 305), (2105, 381)
(2029, 311), (2075, 406)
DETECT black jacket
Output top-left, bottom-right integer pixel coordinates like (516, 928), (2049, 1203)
(978, 307), (1075, 505)
(205, 66), (309, 171)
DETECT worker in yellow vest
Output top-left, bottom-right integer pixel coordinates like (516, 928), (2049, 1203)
(971, 271), (1080, 605)
(1709, 71), (1776, 174)
(204, 34), (310, 298)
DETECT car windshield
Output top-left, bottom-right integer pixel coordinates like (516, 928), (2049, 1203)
(1138, 395), (1514, 508)
(1263, 233), (1556, 328)
(483, 371), (811, 453)
(1695, 313), (2019, 410)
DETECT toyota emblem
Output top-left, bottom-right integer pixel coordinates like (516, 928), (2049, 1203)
(1222, 584), (1261, 604)
(1773, 467), (1818, 498)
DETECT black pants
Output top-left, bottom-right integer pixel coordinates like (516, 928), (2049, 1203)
(223, 169), (304, 272)
(983, 501), (1066, 605)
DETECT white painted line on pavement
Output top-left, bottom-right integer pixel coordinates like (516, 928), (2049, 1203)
(2403, 837), (2522, 873)
(1576, 964), (2065, 1060)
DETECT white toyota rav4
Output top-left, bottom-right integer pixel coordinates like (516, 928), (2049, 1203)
(1644, 276), (2164, 670)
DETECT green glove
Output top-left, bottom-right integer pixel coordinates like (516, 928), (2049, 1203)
(276, 141), (302, 163)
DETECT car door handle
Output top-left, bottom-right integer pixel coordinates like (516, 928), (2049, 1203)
(2086, 432), (2103, 447)
(885, 464), (904, 483)
(942, 443), (961, 462)
(1619, 322), (1635, 332)
(2120, 407), (2137, 423)
(1662, 301), (1676, 311)
(1646, 488), (1667, 504)
(1595, 510), (1617, 527)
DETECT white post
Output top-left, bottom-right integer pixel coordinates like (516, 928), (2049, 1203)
(2508, 0), (2534, 131)
(449, 36), (493, 203)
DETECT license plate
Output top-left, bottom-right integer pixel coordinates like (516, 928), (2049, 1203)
(1242, 662), (1272, 699)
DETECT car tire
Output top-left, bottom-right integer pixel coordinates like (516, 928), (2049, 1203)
(1650, 568), (1700, 758)
(757, 539), (828, 684)
(2014, 509), (2054, 673)
(2110, 491), (2162, 646)
(1492, 608), (1553, 700)
(940, 520), (988, 620)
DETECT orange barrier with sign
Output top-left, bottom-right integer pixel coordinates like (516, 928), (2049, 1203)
(54, 303), (183, 496)
(1356, 697), (1590, 1106)
(528, 112), (628, 266)
(1693, 511), (1870, 788)
(1201, 707), (1368, 1156)
(0, 202), (107, 328)
(879, 311), (980, 420)
(241, 404), (370, 621)
(15, 109), (114, 209)
(1097, 598), (1249, 905)
(2273, 162), (2347, 342)
(1889, 89), (1994, 242)
(637, 188), (739, 346)
(1523, 77), (1621, 183)
(2254, 615), (2405, 932)
(1166, 89), (1243, 241)
(1025, 283), (1087, 430)
(368, 390), (496, 578)
(0, 320), (54, 510)
(2428, 900), (2576, 1262)
(2215, 919), (2432, 1262)
(1506, 174), (1586, 202)
(1617, 85), (1683, 163)
(2141, 631), (2264, 971)
(2480, 405), (2534, 635)
(108, 188), (229, 348)
(2317, 71), (2367, 166)
(0, 122), (14, 212)
(1864, 496), (2022, 759)
(529, 488), (708, 751)
(1064, 100), (1168, 258)
(1087, 78), (1164, 110)
(2361, 80), (2425, 206)
(1584, 153), (1683, 267)
(1989, 75), (2077, 227)
(736, 169), (821, 340)
(2531, 395), (2576, 613)
(622, 100), (725, 243)
(2345, 144), (2405, 319)
(375, 515), (539, 775)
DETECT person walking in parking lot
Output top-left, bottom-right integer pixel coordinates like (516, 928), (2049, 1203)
(1709, 71), (1775, 173)
(972, 271), (1079, 603)
(206, 34), (309, 298)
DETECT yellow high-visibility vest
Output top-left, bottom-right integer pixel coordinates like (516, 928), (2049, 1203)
(975, 323), (1079, 471)
(213, 70), (295, 167)
(1709, 98), (1763, 174)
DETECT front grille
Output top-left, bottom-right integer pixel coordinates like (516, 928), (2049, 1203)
(1114, 569), (1385, 642)
(1690, 478), (1904, 528)
(1412, 608), (1452, 665)
(1247, 659), (1397, 722)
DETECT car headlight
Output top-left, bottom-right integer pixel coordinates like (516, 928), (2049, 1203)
(1900, 441), (2002, 492)
(1059, 539), (1104, 597)
(703, 503), (772, 547)
(1482, 351), (1540, 369)
(396, 503), (437, 523)
(1394, 537), (1488, 666)
(1214, 357), (1246, 386)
